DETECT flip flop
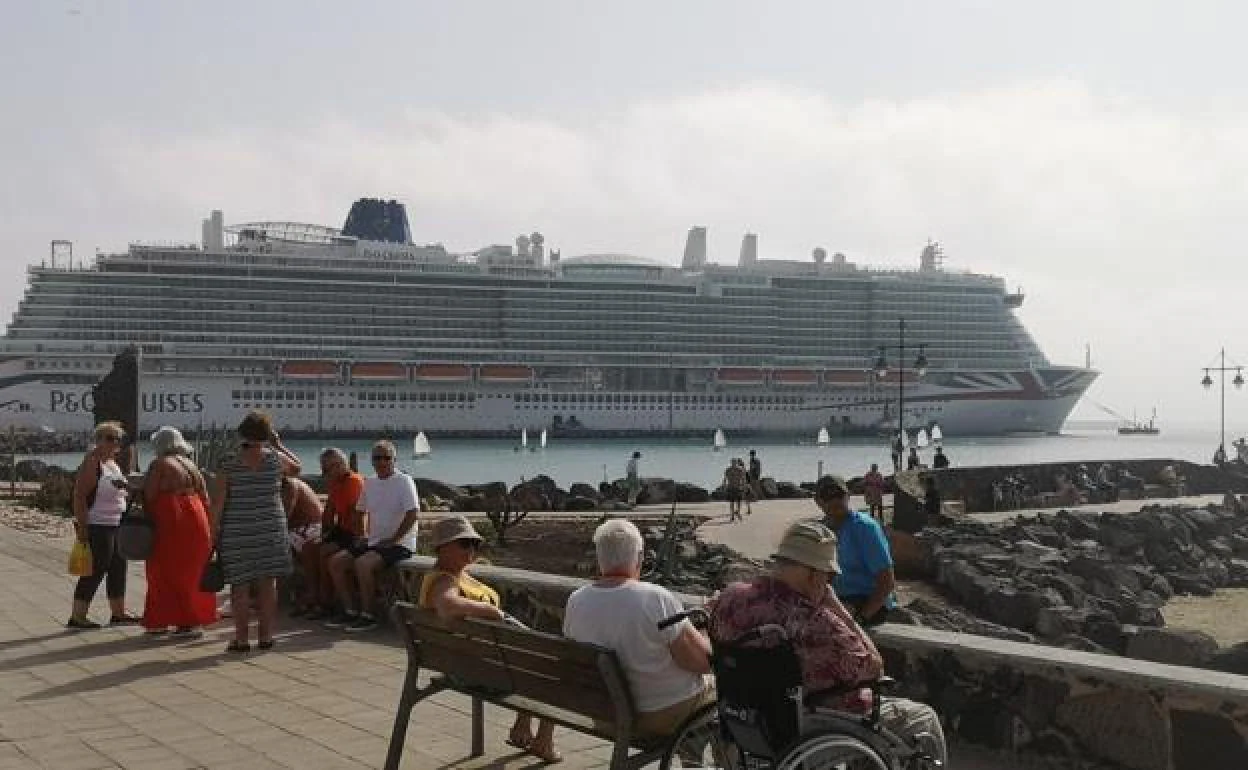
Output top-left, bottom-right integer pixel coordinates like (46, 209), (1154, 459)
(225, 640), (251, 654)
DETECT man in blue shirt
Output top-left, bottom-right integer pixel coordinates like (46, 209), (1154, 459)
(816, 475), (897, 626)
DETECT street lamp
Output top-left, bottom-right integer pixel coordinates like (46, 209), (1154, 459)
(873, 318), (929, 451)
(1201, 347), (1244, 458)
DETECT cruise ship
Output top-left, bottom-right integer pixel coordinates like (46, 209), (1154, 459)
(0, 199), (1095, 437)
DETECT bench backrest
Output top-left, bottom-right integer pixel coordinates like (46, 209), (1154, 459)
(393, 602), (632, 724)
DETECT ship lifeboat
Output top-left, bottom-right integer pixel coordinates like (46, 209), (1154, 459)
(279, 361), (339, 381)
(479, 364), (534, 383)
(821, 369), (869, 386)
(717, 367), (766, 385)
(771, 368), (817, 386)
(413, 363), (473, 382)
(350, 362), (409, 381)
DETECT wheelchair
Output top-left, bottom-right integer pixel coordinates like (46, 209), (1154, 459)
(656, 609), (943, 770)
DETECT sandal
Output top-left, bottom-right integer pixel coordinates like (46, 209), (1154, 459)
(257, 639), (275, 650)
(109, 613), (142, 626)
(527, 742), (563, 764)
(225, 640), (251, 654)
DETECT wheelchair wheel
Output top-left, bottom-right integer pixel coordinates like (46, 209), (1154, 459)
(658, 703), (741, 770)
(776, 728), (892, 770)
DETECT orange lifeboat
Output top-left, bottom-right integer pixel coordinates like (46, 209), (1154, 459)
(479, 365), (533, 382)
(350, 362), (408, 381)
(279, 361), (338, 381)
(413, 363), (473, 382)
(771, 368), (817, 386)
(717, 367), (765, 385)
(821, 369), (869, 386)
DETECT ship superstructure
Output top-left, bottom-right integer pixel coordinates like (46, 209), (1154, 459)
(0, 199), (1096, 436)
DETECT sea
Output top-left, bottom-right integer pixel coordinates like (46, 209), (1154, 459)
(19, 422), (1237, 490)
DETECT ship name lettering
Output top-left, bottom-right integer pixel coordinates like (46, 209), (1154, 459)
(49, 390), (94, 413)
(141, 393), (206, 414)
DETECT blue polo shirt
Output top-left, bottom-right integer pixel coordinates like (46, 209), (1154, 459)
(827, 510), (897, 609)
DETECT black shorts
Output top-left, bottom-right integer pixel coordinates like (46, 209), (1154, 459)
(347, 541), (413, 567)
(727, 489), (743, 502)
(324, 526), (363, 551)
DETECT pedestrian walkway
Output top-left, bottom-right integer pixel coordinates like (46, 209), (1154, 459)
(0, 518), (1028, 769)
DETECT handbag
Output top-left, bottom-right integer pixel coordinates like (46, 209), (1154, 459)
(199, 548), (225, 593)
(116, 511), (155, 561)
(68, 540), (93, 577)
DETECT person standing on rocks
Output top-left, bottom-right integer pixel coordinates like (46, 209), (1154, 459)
(625, 451), (642, 507)
(932, 447), (950, 469)
(862, 463), (886, 521)
(815, 475), (897, 626)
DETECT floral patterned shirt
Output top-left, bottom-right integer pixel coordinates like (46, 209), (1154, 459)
(707, 576), (877, 712)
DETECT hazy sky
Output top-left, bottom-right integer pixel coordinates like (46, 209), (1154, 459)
(4, 1), (1248, 431)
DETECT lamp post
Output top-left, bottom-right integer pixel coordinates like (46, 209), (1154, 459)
(1201, 348), (1244, 457)
(874, 318), (929, 453)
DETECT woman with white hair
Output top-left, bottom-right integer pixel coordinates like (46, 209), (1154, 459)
(563, 519), (714, 738)
(141, 426), (217, 638)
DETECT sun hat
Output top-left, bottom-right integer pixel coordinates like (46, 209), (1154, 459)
(771, 520), (840, 574)
(430, 516), (485, 549)
(814, 474), (850, 499)
(150, 426), (194, 457)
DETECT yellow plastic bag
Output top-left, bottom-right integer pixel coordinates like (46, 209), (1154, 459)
(68, 541), (93, 577)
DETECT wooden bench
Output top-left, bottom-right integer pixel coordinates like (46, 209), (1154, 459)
(385, 602), (673, 770)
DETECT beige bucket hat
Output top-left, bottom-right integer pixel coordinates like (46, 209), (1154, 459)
(772, 520), (841, 574)
(430, 516), (485, 549)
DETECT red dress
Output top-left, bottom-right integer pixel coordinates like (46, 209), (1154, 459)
(143, 490), (218, 629)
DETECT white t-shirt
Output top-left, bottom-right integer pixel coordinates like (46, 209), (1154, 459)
(359, 471), (420, 550)
(563, 581), (705, 713)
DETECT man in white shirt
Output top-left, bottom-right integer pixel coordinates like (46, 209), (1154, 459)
(325, 440), (420, 633)
(564, 519), (713, 737)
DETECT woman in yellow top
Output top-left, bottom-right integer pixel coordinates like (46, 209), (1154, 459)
(420, 517), (560, 763)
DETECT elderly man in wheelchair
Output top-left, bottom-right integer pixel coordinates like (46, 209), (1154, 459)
(663, 520), (946, 769)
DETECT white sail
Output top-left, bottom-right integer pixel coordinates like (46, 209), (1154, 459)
(816, 427), (830, 446)
(521, 428), (528, 448)
(713, 428), (727, 450)
(412, 431), (432, 457)
(539, 429), (547, 449)
(931, 424), (944, 443)
(917, 428), (930, 448)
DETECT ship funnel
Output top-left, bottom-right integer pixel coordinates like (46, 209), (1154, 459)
(739, 233), (758, 267)
(201, 210), (224, 251)
(682, 226), (707, 270)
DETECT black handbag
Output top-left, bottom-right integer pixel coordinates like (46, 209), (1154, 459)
(116, 511), (155, 561)
(199, 548), (225, 593)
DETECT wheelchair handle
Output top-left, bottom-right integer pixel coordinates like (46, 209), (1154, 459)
(657, 607), (708, 631)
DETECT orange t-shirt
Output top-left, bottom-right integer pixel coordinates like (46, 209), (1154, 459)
(326, 471), (365, 535)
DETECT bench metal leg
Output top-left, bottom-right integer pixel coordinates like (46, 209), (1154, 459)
(471, 697), (485, 757)
(384, 663), (421, 770)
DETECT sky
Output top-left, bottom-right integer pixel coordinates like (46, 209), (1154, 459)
(3, 1), (1248, 431)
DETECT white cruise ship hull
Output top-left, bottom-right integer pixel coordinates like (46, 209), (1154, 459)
(0, 358), (1095, 437)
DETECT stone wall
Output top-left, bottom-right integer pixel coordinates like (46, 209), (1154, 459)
(897, 459), (1248, 517)
(395, 560), (1248, 769)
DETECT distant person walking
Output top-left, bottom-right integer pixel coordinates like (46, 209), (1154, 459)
(212, 411), (302, 653)
(890, 435), (904, 473)
(747, 449), (762, 514)
(67, 421), (139, 629)
(907, 446), (921, 470)
(625, 451), (642, 506)
(723, 458), (748, 522)
(863, 463), (886, 521)
(142, 427), (217, 639)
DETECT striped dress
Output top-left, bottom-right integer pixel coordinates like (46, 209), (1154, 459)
(218, 451), (291, 584)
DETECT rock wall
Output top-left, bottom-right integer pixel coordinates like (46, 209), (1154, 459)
(901, 459), (1248, 516)
(394, 561), (1248, 769)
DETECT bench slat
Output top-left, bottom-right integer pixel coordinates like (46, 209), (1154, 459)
(412, 624), (607, 689)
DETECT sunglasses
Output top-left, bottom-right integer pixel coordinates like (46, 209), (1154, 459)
(372, 454), (395, 461)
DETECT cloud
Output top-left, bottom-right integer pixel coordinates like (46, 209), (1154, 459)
(8, 79), (1248, 426)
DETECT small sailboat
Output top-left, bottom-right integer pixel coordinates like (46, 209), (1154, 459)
(916, 428), (930, 448)
(539, 429), (547, 449)
(931, 424), (944, 444)
(712, 428), (727, 451)
(412, 431), (432, 458)
(816, 427), (831, 446)
(521, 428), (529, 449)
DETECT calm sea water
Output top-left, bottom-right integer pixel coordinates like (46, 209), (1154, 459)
(25, 426), (1228, 490)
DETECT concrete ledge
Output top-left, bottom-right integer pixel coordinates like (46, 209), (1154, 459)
(395, 561), (1248, 769)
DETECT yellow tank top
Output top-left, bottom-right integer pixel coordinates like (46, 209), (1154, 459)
(418, 569), (500, 610)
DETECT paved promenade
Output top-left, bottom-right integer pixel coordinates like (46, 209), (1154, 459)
(0, 516), (1030, 769)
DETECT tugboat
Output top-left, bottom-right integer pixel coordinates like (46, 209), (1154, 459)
(1118, 408), (1160, 436)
